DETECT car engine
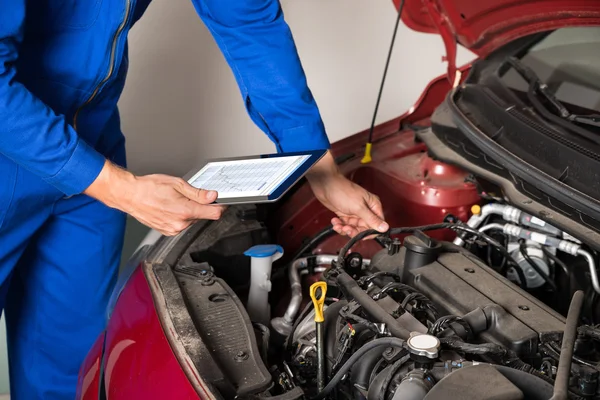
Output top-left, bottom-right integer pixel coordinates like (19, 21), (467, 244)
(169, 193), (600, 400)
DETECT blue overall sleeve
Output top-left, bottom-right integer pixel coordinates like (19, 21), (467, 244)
(191, 0), (331, 153)
(0, 1), (106, 196)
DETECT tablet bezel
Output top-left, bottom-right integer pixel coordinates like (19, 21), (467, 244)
(183, 149), (328, 205)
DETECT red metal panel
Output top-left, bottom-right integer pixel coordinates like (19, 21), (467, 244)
(102, 268), (202, 400)
(76, 332), (104, 400)
(269, 128), (480, 262)
(400, 0), (600, 56)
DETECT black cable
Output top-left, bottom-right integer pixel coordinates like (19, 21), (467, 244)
(365, 0), (406, 145)
(336, 223), (523, 277)
(519, 241), (557, 291)
(358, 271), (402, 287)
(292, 225), (335, 261)
(311, 338), (407, 400)
(542, 247), (570, 276)
(551, 290), (584, 400)
(372, 282), (416, 299)
(429, 316), (473, 340)
(336, 223), (452, 268)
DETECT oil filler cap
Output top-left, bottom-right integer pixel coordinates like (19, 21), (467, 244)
(407, 332), (440, 360)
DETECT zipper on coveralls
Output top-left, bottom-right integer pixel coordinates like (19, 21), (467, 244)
(73, 0), (132, 131)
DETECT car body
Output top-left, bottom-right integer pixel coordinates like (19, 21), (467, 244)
(76, 1), (600, 399)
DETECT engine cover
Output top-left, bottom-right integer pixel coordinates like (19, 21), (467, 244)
(370, 236), (566, 358)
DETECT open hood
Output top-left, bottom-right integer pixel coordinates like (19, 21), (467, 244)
(397, 0), (600, 83)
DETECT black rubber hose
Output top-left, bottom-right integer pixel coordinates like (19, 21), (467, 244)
(336, 223), (523, 275)
(542, 247), (570, 276)
(336, 271), (412, 339)
(312, 337), (407, 400)
(350, 347), (386, 389)
(292, 225), (335, 261)
(378, 355), (411, 400)
(551, 290), (584, 400)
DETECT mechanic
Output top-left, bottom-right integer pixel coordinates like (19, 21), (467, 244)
(0, 1), (388, 399)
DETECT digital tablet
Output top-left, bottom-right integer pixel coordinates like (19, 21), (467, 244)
(184, 149), (327, 204)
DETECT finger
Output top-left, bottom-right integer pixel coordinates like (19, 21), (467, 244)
(356, 201), (389, 232)
(188, 203), (226, 221)
(369, 196), (386, 221)
(344, 226), (360, 238)
(331, 217), (344, 226)
(177, 180), (219, 205)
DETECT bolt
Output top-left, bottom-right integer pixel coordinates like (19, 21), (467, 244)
(235, 351), (249, 362)
(518, 305), (530, 311)
(384, 347), (394, 356)
(464, 268), (475, 273)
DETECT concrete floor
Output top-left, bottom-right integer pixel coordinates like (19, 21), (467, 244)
(0, 217), (150, 395)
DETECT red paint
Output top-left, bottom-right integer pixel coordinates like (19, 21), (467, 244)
(76, 332), (104, 400)
(77, 267), (208, 400)
(269, 128), (480, 262)
(400, 0), (600, 57)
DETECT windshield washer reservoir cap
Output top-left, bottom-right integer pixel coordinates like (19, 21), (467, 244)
(407, 332), (440, 359)
(244, 244), (284, 258)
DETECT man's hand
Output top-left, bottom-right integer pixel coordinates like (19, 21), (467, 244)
(84, 161), (226, 236)
(306, 152), (388, 237)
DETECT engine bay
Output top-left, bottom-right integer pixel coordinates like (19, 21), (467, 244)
(155, 182), (600, 400)
(134, 26), (600, 400)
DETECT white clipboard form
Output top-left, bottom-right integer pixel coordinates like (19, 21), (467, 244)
(185, 149), (327, 204)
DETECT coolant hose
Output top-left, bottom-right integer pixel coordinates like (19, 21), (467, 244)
(551, 290), (584, 400)
(272, 255), (338, 336)
(312, 338), (407, 400)
(336, 271), (411, 339)
(351, 347), (386, 390)
(391, 371), (432, 400)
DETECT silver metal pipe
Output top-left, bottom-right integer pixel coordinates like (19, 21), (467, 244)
(271, 255), (369, 336)
(577, 249), (600, 294)
(271, 255), (336, 336)
(478, 223), (506, 233)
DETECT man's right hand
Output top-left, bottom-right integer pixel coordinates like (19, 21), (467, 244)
(84, 160), (226, 236)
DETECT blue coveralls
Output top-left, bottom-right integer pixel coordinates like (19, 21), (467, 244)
(0, 0), (330, 398)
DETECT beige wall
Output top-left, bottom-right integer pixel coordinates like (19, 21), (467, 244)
(119, 0), (474, 178)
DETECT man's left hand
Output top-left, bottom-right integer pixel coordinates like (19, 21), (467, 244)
(306, 152), (388, 238)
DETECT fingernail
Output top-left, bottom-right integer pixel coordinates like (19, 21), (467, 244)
(206, 190), (217, 200)
(378, 223), (389, 232)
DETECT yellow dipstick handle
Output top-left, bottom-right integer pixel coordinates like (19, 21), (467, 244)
(309, 281), (327, 323)
(360, 142), (373, 164)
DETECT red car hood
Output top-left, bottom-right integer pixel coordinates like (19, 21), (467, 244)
(397, 0), (600, 83)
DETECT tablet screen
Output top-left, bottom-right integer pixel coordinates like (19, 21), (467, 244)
(188, 154), (312, 199)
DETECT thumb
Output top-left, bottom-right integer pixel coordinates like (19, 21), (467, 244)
(178, 181), (218, 204)
(357, 203), (389, 232)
